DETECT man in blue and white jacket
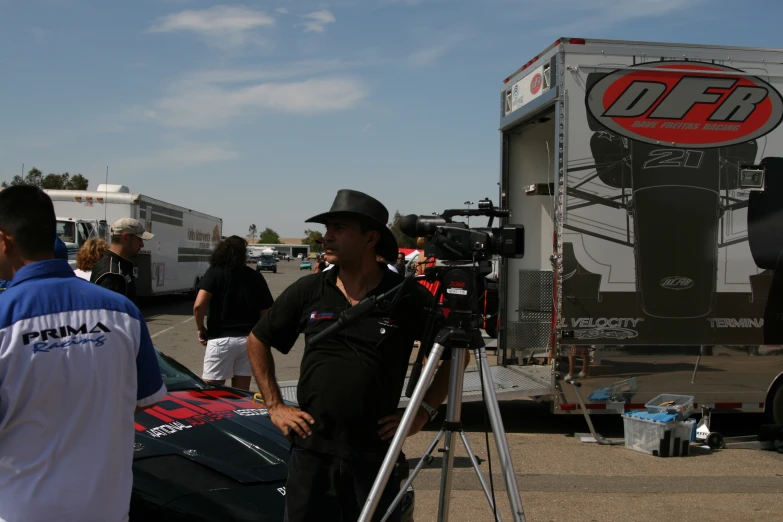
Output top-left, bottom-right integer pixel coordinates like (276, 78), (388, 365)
(0, 186), (166, 522)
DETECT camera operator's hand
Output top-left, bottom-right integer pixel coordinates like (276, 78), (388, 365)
(268, 404), (314, 442)
(378, 408), (428, 441)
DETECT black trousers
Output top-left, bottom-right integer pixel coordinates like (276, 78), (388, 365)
(284, 446), (403, 522)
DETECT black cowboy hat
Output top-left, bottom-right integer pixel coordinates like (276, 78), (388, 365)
(306, 189), (398, 262)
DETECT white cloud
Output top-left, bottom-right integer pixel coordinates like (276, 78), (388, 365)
(157, 142), (239, 166)
(275, 7), (289, 14)
(148, 5), (275, 47)
(408, 33), (468, 67)
(30, 26), (48, 40)
(379, 0), (448, 5)
(177, 59), (362, 85)
(149, 72), (367, 129)
(124, 141), (239, 169)
(550, 0), (703, 32)
(300, 10), (336, 33)
(124, 105), (160, 121)
(363, 123), (372, 133)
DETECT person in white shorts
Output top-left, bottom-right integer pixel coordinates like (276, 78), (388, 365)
(194, 236), (274, 389)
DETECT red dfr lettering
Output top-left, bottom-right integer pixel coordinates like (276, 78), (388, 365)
(145, 408), (174, 423)
(171, 390), (241, 413)
(152, 398), (205, 420)
(172, 390), (240, 412)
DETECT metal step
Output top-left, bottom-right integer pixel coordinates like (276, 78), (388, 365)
(277, 364), (551, 408)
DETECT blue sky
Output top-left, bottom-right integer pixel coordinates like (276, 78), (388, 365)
(1, 0), (781, 237)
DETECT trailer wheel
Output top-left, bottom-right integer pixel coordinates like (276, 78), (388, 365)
(770, 381), (783, 425)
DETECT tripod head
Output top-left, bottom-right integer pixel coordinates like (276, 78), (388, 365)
(420, 260), (493, 330)
(403, 260), (492, 399)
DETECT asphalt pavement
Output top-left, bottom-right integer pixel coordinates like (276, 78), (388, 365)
(139, 260), (783, 522)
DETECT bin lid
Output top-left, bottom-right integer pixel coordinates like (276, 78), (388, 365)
(624, 410), (679, 423)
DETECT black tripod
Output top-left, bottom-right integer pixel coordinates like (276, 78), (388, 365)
(358, 262), (526, 522)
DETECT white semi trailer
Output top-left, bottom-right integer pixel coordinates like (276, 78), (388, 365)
(495, 37), (783, 422)
(47, 184), (222, 297)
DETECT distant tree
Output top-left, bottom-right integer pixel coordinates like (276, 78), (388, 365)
(258, 227), (282, 244)
(3, 168), (88, 190)
(389, 210), (418, 249)
(248, 224), (258, 242)
(7, 168), (44, 188)
(42, 172), (70, 189)
(67, 174), (89, 190)
(302, 229), (323, 253)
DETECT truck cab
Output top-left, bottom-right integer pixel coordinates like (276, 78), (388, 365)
(56, 217), (108, 267)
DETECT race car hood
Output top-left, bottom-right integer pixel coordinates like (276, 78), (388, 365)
(133, 388), (289, 486)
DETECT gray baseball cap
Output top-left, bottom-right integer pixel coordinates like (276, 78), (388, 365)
(111, 218), (154, 240)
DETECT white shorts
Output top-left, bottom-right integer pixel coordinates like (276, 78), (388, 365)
(203, 336), (252, 380)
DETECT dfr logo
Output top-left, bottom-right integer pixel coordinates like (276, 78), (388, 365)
(660, 276), (695, 291)
(586, 61), (783, 148)
(530, 73), (543, 95)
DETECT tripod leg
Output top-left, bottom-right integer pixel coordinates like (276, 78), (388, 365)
(358, 342), (447, 522)
(475, 347), (526, 522)
(379, 429), (446, 522)
(459, 431), (502, 521)
(437, 347), (468, 522)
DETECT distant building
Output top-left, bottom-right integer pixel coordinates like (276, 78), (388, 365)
(247, 242), (310, 258)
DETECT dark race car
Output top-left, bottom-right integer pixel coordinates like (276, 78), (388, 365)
(132, 350), (415, 521)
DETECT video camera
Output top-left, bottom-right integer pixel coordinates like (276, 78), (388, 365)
(399, 198), (525, 261)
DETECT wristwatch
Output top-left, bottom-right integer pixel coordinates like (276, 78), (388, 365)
(420, 401), (438, 421)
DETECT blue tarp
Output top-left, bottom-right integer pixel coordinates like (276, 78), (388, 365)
(624, 410), (679, 423)
(588, 390), (611, 401)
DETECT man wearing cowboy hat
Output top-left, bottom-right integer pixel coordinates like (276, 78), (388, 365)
(91, 217), (154, 303)
(247, 189), (460, 522)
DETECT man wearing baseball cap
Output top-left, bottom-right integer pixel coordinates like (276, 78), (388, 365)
(91, 217), (154, 302)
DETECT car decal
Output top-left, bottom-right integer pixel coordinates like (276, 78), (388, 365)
(135, 389), (269, 433)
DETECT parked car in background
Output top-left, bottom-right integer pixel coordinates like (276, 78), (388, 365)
(256, 255), (277, 274)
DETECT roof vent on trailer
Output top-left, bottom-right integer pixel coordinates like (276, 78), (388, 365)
(96, 184), (130, 193)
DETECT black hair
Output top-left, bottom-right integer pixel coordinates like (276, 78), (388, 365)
(0, 186), (56, 257)
(357, 218), (382, 253)
(210, 235), (248, 269)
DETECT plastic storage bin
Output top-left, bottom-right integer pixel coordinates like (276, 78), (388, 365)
(644, 394), (694, 420)
(622, 413), (695, 457)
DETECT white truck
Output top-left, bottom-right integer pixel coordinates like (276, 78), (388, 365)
(47, 184), (222, 297)
(490, 37), (783, 423)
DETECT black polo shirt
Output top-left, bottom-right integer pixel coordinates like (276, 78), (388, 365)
(198, 265), (274, 339)
(252, 263), (437, 462)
